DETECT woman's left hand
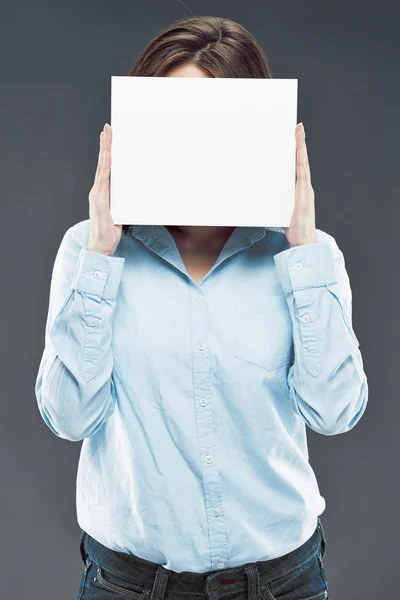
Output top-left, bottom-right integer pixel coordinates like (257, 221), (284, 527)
(285, 123), (317, 247)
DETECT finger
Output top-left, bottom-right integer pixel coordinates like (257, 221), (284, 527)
(95, 127), (112, 181)
(102, 123), (112, 156)
(104, 122), (112, 141)
(296, 127), (311, 183)
(96, 131), (103, 167)
(90, 129), (111, 209)
(103, 125), (112, 169)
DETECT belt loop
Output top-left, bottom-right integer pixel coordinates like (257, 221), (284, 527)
(243, 564), (260, 600)
(79, 529), (88, 565)
(317, 517), (327, 557)
(150, 565), (172, 600)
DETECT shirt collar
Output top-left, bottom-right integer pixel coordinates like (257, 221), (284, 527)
(243, 226), (286, 241)
(129, 225), (285, 245)
(128, 225), (286, 282)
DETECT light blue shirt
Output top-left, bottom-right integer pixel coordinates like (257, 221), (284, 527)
(35, 220), (368, 573)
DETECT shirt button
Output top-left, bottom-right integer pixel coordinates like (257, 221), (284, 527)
(212, 508), (220, 516)
(198, 342), (206, 350)
(294, 262), (303, 271)
(216, 562), (225, 569)
(200, 398), (208, 406)
(89, 318), (98, 327)
(302, 314), (310, 323)
(94, 270), (103, 279)
(205, 455), (213, 464)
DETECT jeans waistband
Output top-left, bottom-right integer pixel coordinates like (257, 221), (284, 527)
(79, 518), (326, 600)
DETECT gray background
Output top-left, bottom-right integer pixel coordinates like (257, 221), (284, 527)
(1, 1), (399, 598)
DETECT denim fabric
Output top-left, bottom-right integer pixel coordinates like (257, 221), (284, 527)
(76, 518), (329, 600)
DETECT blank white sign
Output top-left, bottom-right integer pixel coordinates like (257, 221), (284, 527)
(109, 76), (298, 227)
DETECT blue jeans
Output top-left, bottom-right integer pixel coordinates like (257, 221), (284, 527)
(77, 518), (329, 600)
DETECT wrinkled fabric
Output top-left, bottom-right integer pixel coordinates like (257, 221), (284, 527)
(35, 220), (368, 573)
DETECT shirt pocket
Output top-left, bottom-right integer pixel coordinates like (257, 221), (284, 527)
(234, 293), (293, 372)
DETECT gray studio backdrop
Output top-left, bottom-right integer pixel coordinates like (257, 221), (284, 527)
(1, 1), (399, 599)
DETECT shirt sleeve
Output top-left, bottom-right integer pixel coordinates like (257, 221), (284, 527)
(34, 226), (125, 441)
(273, 229), (368, 435)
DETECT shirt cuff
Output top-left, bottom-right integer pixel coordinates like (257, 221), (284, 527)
(273, 241), (337, 295)
(70, 248), (125, 299)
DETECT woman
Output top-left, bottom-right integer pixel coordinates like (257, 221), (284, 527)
(35, 15), (368, 600)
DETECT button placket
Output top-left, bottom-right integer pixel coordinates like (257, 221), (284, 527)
(190, 285), (228, 569)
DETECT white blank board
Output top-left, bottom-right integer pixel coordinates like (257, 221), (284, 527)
(110, 76), (298, 227)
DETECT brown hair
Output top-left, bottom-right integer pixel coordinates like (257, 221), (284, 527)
(120, 15), (273, 235)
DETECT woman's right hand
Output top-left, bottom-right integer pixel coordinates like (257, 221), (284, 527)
(87, 123), (122, 257)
